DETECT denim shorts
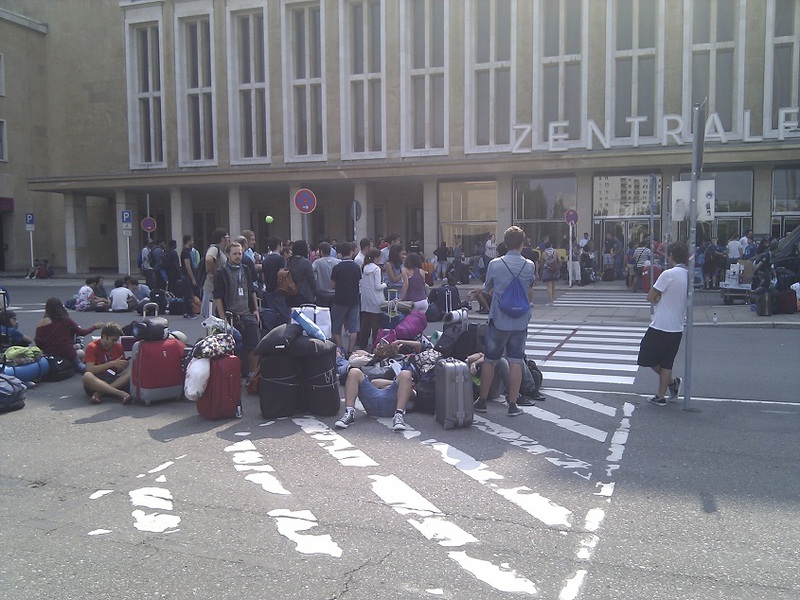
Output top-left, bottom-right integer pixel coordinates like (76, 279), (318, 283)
(331, 304), (360, 335)
(483, 324), (526, 364)
(358, 378), (398, 418)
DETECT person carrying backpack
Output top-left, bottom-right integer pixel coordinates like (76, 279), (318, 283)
(473, 226), (536, 418)
(539, 241), (560, 306)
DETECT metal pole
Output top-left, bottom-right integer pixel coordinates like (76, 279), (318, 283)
(649, 174), (656, 318)
(568, 223), (574, 286)
(29, 230), (34, 268)
(146, 193), (152, 243)
(126, 237), (131, 277)
(684, 102), (706, 411)
(353, 201), (357, 244)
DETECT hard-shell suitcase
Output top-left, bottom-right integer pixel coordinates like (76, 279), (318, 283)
(777, 289), (797, 314)
(259, 353), (303, 419)
(197, 354), (242, 419)
(756, 292), (773, 316)
(434, 357), (473, 430)
(130, 338), (187, 405)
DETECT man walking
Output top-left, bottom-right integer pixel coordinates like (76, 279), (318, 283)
(181, 234), (198, 319)
(312, 241), (340, 307)
(201, 228), (229, 318)
(473, 226), (537, 417)
(637, 242), (689, 406)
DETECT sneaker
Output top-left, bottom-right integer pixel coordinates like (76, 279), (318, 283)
(507, 403), (523, 417)
(648, 395), (667, 407)
(335, 410), (356, 429)
(392, 412), (407, 431)
(668, 377), (682, 400)
(515, 394), (536, 407)
(473, 398), (488, 413)
(184, 313), (199, 319)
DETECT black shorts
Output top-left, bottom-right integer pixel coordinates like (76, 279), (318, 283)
(637, 327), (683, 370)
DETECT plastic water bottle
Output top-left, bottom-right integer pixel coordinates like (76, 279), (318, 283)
(712, 312), (718, 325)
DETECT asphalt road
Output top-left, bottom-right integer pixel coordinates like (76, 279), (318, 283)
(1, 279), (798, 600)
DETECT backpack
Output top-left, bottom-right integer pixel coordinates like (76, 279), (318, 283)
(276, 268), (298, 297)
(498, 260), (530, 318)
(544, 249), (558, 270)
(195, 245), (218, 289)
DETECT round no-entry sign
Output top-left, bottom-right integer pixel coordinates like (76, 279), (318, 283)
(141, 216), (157, 233)
(294, 188), (317, 214)
(564, 209), (579, 225)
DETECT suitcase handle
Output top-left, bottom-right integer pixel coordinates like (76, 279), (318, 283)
(143, 302), (159, 317)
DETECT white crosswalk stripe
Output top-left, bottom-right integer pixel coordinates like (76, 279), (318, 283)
(213, 387), (638, 598)
(526, 321), (646, 387)
(553, 290), (651, 308)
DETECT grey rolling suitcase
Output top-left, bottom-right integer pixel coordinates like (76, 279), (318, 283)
(434, 357), (473, 429)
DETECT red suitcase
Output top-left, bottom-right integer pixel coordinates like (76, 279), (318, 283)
(130, 338), (187, 405)
(197, 355), (242, 420)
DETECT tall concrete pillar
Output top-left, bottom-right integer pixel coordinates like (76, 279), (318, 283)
(289, 186), (303, 242)
(115, 190), (137, 276)
(422, 179), (438, 260)
(496, 175), (513, 236)
(64, 192), (88, 274)
(228, 186), (241, 236)
(238, 188), (251, 236)
(170, 187), (184, 244)
(353, 183), (368, 244)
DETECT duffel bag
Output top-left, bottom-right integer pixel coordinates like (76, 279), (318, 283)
(44, 355), (76, 381)
(0, 374), (27, 413)
(132, 317), (170, 341)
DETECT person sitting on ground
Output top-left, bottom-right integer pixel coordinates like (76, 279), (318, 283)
(109, 278), (137, 312)
(400, 252), (429, 313)
(467, 286), (492, 314)
(35, 297), (103, 374)
(467, 352), (544, 405)
(76, 276), (110, 312)
(1, 311), (33, 346)
(82, 322), (131, 405)
(124, 277), (151, 313)
(24, 260), (41, 280)
(335, 344), (416, 432)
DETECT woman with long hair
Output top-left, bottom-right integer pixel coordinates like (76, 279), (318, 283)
(358, 248), (386, 351)
(539, 241), (561, 306)
(400, 252), (429, 313)
(384, 243), (404, 297)
(34, 297), (103, 373)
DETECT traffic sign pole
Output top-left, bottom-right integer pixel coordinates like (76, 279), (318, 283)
(564, 209), (579, 287)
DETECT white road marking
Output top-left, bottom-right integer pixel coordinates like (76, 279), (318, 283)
(521, 406), (609, 442)
(544, 390), (618, 416)
(87, 529), (112, 536)
(267, 509), (343, 557)
(89, 490), (113, 500)
(541, 372), (636, 385)
(448, 551), (537, 595)
(423, 440), (573, 529)
(472, 414), (593, 477)
(293, 417), (378, 467)
(538, 360), (639, 372)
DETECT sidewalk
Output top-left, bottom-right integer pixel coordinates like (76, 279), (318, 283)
(2, 272), (798, 329)
(451, 277), (800, 329)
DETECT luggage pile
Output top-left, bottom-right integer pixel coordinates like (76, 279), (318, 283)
(254, 322), (340, 419)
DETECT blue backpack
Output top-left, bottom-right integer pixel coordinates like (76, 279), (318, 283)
(498, 260), (529, 318)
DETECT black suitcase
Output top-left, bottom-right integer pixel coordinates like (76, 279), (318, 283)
(602, 268), (615, 281)
(291, 337), (340, 417)
(259, 353), (304, 419)
(434, 358), (473, 429)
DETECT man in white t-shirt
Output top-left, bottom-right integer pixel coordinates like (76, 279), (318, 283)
(354, 237), (372, 268)
(726, 235), (742, 266)
(109, 278), (136, 312)
(637, 242), (689, 406)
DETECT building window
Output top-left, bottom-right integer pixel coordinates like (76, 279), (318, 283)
(0, 120), (6, 162)
(537, 0), (586, 144)
(283, 1), (325, 161)
(593, 174), (662, 217)
(228, 7), (269, 163)
(341, 0), (385, 158)
(679, 170), (752, 213)
(514, 176), (577, 246)
(438, 181), (498, 253)
(765, 0), (800, 136)
(683, 0), (744, 135)
(125, 15), (165, 168)
(772, 168), (800, 213)
(608, 0), (663, 140)
(176, 10), (216, 165)
(0, 53), (5, 97)
(401, 0), (448, 155)
(466, 0), (514, 151)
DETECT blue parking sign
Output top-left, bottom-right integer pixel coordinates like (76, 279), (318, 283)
(121, 210), (132, 223)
